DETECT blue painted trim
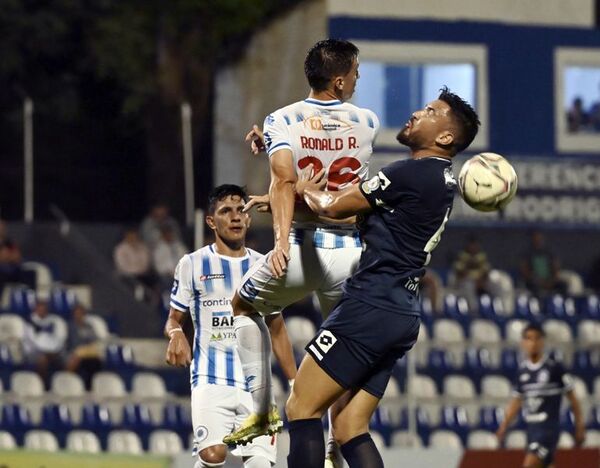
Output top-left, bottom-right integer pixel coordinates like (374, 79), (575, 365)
(207, 346), (216, 384)
(212, 311), (229, 317)
(241, 258), (250, 276)
(220, 258), (232, 292)
(268, 142), (291, 155)
(169, 298), (188, 311)
(304, 98), (342, 106)
(202, 256), (213, 294)
(225, 349), (235, 386)
(283, 115), (291, 125)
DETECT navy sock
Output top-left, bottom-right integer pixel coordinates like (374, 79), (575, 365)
(341, 433), (384, 468)
(287, 418), (324, 468)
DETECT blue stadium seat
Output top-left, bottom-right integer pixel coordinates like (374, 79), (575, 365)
(397, 407), (431, 445)
(419, 348), (453, 390)
(561, 409), (575, 432)
(478, 294), (506, 326)
(370, 407), (393, 446)
(49, 288), (77, 319)
(0, 344), (15, 388)
(162, 404), (191, 445)
(438, 406), (470, 444)
(464, 348), (493, 389)
(478, 406), (504, 432)
(578, 295), (600, 320)
(588, 406), (600, 430)
(545, 294), (578, 328)
(41, 404), (73, 447)
(499, 348), (519, 380)
(9, 287), (35, 318)
(0, 404), (33, 445)
(79, 404), (113, 449)
(122, 404), (154, 449)
(105, 344), (137, 386)
(443, 294), (471, 330)
(514, 294), (542, 321)
(420, 297), (435, 334)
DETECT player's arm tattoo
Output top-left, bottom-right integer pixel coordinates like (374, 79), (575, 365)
(303, 183), (372, 219)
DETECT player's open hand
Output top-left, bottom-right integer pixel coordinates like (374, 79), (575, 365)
(165, 330), (192, 367)
(243, 194), (270, 213)
(295, 164), (326, 197)
(245, 125), (266, 155)
(269, 242), (290, 278)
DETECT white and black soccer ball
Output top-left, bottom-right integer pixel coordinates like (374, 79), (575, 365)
(458, 152), (518, 212)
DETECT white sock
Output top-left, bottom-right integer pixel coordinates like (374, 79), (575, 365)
(243, 455), (272, 468)
(234, 314), (272, 415)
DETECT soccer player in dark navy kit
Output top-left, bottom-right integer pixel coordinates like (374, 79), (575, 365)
(496, 323), (585, 468)
(284, 87), (480, 468)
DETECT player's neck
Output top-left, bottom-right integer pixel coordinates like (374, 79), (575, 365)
(411, 148), (452, 160)
(213, 238), (247, 258)
(308, 89), (342, 102)
(529, 353), (543, 364)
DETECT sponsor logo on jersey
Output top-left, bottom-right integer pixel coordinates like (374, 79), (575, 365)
(201, 298), (231, 307)
(444, 167), (457, 188)
(316, 330), (337, 354)
(303, 116), (350, 132)
(520, 373), (531, 382)
(199, 274), (226, 281)
(361, 175), (380, 194)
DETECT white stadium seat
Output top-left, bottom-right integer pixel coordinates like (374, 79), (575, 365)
(285, 316), (316, 352)
(407, 375), (438, 399)
(543, 320), (573, 344)
(370, 431), (386, 451)
(107, 430), (143, 455)
(382, 377), (401, 401)
(24, 430), (59, 452)
(585, 430), (600, 448)
(433, 319), (464, 345)
(86, 314), (110, 341)
(51, 371), (86, 397)
(481, 375), (512, 400)
(594, 377), (600, 402)
(132, 372), (167, 399)
(149, 430), (183, 455)
(0, 314), (25, 341)
(429, 430), (463, 449)
(505, 319), (527, 346)
(390, 431), (423, 448)
(578, 320), (600, 347)
(443, 375), (476, 400)
(505, 430), (527, 449)
(11, 371), (44, 397)
(0, 431), (16, 450)
(66, 430), (101, 453)
(558, 431), (574, 448)
(467, 430), (499, 449)
(92, 372), (127, 398)
(470, 319), (502, 346)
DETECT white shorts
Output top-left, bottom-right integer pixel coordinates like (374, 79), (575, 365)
(191, 384), (277, 463)
(237, 228), (362, 318)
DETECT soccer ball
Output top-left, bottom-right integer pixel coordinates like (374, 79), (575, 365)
(458, 152), (518, 212)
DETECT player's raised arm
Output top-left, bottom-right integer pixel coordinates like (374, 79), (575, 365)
(566, 388), (586, 446)
(269, 149), (296, 277)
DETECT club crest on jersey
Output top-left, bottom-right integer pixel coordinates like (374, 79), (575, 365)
(361, 176), (380, 194)
(444, 168), (457, 188)
(537, 369), (550, 383)
(195, 425), (208, 442)
(520, 373), (530, 382)
(199, 274), (225, 281)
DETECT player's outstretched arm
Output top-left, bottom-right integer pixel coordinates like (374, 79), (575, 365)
(567, 389), (586, 446)
(265, 314), (297, 382)
(164, 308), (192, 367)
(496, 396), (522, 442)
(302, 183), (372, 220)
(269, 149), (296, 278)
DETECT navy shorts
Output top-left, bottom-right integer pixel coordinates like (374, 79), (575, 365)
(305, 295), (420, 399)
(527, 429), (559, 467)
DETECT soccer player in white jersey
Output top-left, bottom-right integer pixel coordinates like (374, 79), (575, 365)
(223, 39), (379, 454)
(164, 185), (297, 468)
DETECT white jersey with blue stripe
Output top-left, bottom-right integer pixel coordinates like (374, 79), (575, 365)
(263, 98), (379, 249)
(170, 244), (263, 390)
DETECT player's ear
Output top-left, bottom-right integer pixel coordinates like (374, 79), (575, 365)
(436, 130), (454, 147)
(205, 215), (216, 231)
(333, 76), (345, 92)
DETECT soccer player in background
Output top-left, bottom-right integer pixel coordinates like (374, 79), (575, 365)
(164, 185), (296, 468)
(223, 39), (379, 459)
(496, 323), (585, 468)
(284, 88), (480, 468)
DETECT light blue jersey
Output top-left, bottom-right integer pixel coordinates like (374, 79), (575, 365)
(170, 244), (263, 390)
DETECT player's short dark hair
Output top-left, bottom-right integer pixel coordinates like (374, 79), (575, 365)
(207, 185), (248, 214)
(304, 39), (359, 92)
(522, 322), (545, 338)
(438, 86), (480, 153)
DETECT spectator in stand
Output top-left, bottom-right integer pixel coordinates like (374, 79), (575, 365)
(153, 225), (187, 287)
(140, 203), (182, 248)
(589, 83), (600, 132)
(114, 227), (155, 287)
(0, 219), (30, 293)
(451, 236), (491, 312)
(566, 97), (590, 133)
(521, 231), (565, 297)
(23, 299), (67, 383)
(65, 303), (102, 389)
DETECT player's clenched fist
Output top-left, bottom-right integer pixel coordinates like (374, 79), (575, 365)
(165, 329), (191, 367)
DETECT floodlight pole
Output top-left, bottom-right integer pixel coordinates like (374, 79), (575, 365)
(24, 98), (34, 223)
(181, 101), (195, 227)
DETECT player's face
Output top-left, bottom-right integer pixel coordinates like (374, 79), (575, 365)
(208, 195), (250, 245)
(338, 57), (360, 101)
(396, 99), (455, 149)
(522, 330), (545, 358)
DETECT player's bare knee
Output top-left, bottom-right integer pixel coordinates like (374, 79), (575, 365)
(332, 412), (368, 445)
(199, 445), (227, 465)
